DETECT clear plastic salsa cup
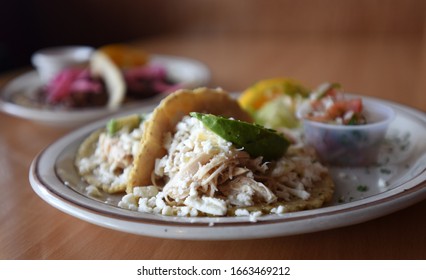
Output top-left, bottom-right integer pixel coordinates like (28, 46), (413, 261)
(297, 98), (395, 166)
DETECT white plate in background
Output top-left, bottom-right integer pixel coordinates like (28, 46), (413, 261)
(0, 55), (210, 127)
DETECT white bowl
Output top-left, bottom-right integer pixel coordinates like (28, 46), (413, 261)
(31, 46), (94, 84)
(298, 97), (396, 166)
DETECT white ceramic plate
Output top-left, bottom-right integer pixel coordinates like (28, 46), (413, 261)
(29, 96), (426, 240)
(0, 55), (210, 127)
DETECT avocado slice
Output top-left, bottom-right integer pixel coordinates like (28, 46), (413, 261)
(107, 114), (143, 135)
(190, 112), (290, 161)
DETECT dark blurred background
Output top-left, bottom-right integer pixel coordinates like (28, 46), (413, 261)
(1, 0), (425, 73)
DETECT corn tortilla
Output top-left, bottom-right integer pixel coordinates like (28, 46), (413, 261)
(127, 87), (252, 193)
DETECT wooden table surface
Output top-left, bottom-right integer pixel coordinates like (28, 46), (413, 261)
(1, 34), (425, 259)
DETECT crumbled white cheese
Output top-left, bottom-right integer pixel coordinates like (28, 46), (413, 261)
(234, 209), (263, 222)
(249, 211), (263, 222)
(271, 205), (286, 214)
(118, 193), (139, 211)
(133, 186), (159, 198)
(85, 185), (102, 197)
(138, 197), (154, 213)
(161, 206), (174, 216)
(184, 195), (227, 216)
(234, 209), (250, 216)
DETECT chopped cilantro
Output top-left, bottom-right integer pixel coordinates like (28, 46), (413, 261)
(347, 116), (358, 125)
(400, 144), (409, 151)
(356, 185), (369, 192)
(380, 168), (392, 175)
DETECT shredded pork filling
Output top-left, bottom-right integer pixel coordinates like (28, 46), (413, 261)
(119, 116), (329, 216)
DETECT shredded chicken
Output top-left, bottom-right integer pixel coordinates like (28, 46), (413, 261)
(119, 115), (330, 216)
(77, 123), (144, 191)
(220, 176), (277, 206)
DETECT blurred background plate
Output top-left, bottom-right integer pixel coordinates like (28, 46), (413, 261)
(0, 54), (210, 127)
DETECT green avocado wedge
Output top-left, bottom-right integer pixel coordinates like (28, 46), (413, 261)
(107, 114), (144, 135)
(190, 112), (290, 161)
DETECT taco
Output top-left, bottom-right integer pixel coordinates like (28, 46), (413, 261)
(34, 44), (180, 110)
(120, 87), (334, 217)
(91, 44), (181, 108)
(127, 87), (252, 192)
(75, 113), (145, 193)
